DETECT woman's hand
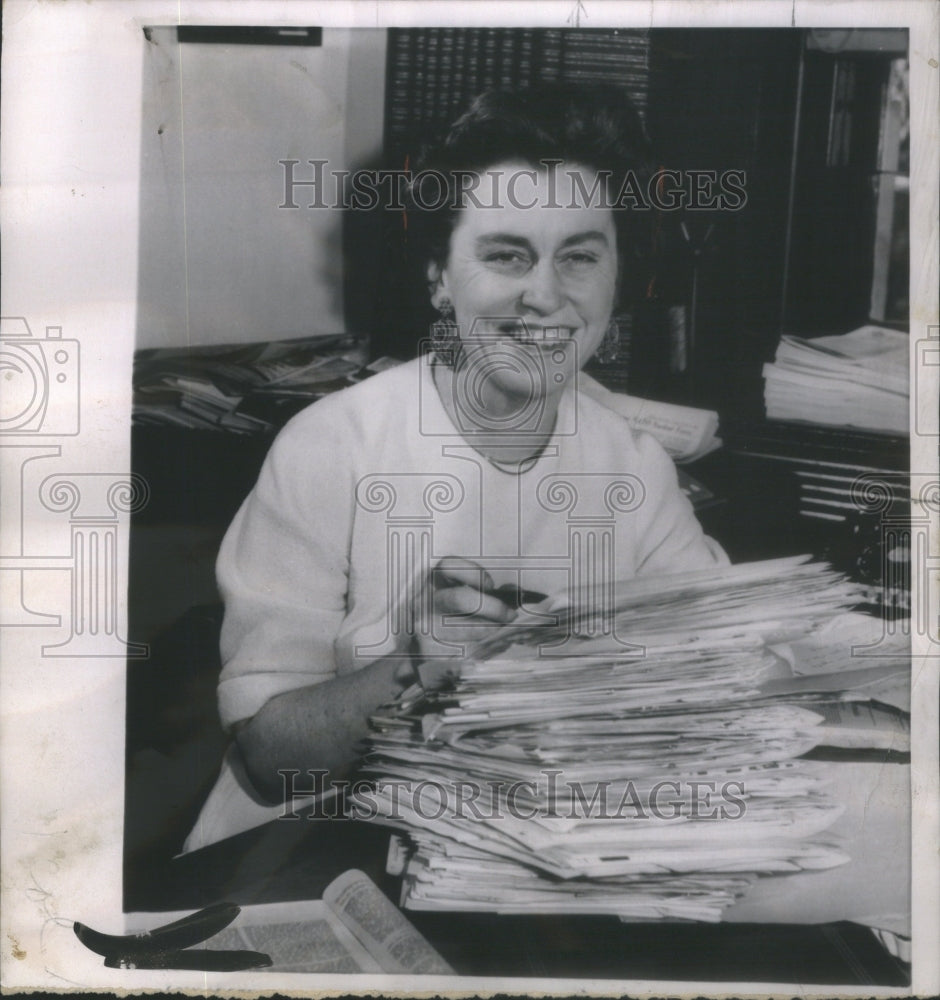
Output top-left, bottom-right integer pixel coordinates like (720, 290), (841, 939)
(414, 556), (518, 686)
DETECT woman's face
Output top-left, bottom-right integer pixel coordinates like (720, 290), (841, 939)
(435, 160), (619, 403)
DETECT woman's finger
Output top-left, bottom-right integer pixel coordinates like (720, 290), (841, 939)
(431, 556), (495, 593)
(435, 584), (517, 622)
(414, 657), (461, 692)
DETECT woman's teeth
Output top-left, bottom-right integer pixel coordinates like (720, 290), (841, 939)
(497, 323), (573, 346)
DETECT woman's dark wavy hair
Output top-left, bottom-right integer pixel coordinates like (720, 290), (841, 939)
(405, 83), (656, 308)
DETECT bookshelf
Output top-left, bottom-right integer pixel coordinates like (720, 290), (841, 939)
(784, 32), (909, 337)
(638, 31), (909, 411)
(384, 28), (651, 160)
(637, 29), (911, 616)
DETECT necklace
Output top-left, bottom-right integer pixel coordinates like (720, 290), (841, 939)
(429, 359), (554, 474)
(484, 451), (541, 475)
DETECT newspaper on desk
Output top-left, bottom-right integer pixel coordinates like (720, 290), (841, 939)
(127, 870), (453, 975)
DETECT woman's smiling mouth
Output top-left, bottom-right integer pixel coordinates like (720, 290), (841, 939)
(491, 319), (576, 347)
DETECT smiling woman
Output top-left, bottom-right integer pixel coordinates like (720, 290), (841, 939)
(427, 161), (620, 460)
(183, 83), (728, 852)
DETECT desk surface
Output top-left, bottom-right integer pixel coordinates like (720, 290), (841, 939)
(125, 431), (911, 987)
(126, 810), (909, 987)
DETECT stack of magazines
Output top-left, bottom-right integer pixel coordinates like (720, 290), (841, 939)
(763, 325), (908, 435)
(351, 558), (906, 921)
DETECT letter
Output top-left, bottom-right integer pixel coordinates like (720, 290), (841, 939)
(541, 158), (564, 208)
(349, 169), (380, 211)
(647, 168), (684, 211)
(685, 169), (720, 210)
(506, 167), (539, 210)
(483, 779), (505, 820)
(329, 778), (350, 818)
(542, 768), (563, 818)
(385, 779), (408, 822)
(482, 170), (501, 210)
(377, 169), (410, 212)
(413, 780), (449, 821)
(506, 780), (539, 820)
(567, 780), (611, 819)
(278, 158), (328, 209)
(648, 780), (682, 820)
(719, 779), (747, 820)
(687, 780), (718, 819)
(410, 169), (448, 211)
(614, 169), (649, 210)
(348, 780), (379, 820)
(718, 169), (748, 210)
(612, 780), (646, 819)
(450, 169), (489, 210)
(277, 768), (328, 819)
(567, 168), (608, 210)
(452, 779), (487, 820)
(330, 169), (351, 209)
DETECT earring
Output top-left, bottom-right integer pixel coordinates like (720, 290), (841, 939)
(430, 302), (460, 366)
(594, 317), (622, 365)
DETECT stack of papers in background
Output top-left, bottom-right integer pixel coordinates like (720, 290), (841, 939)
(133, 333), (369, 433)
(763, 325), (908, 435)
(351, 558), (899, 921)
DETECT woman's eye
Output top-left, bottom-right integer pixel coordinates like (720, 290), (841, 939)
(560, 251), (600, 268)
(482, 250), (531, 271)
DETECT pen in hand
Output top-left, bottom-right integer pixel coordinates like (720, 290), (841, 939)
(432, 561), (547, 612)
(410, 560), (547, 684)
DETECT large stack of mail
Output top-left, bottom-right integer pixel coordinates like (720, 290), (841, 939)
(763, 325), (908, 435)
(351, 558), (883, 921)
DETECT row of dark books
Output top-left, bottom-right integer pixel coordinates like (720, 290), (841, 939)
(385, 28), (650, 152)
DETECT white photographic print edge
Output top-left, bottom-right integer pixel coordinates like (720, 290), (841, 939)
(1, 0), (936, 995)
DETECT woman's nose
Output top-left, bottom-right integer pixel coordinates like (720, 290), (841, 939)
(519, 261), (563, 315)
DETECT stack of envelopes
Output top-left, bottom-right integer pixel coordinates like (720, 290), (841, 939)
(351, 557), (877, 921)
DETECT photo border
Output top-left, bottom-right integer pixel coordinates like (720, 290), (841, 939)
(1, 1), (936, 995)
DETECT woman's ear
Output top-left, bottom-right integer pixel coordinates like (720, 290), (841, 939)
(426, 260), (450, 311)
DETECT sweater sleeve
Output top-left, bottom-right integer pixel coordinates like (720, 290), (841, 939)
(215, 411), (353, 731)
(631, 431), (729, 577)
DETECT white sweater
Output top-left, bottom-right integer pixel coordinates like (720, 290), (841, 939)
(186, 356), (727, 850)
